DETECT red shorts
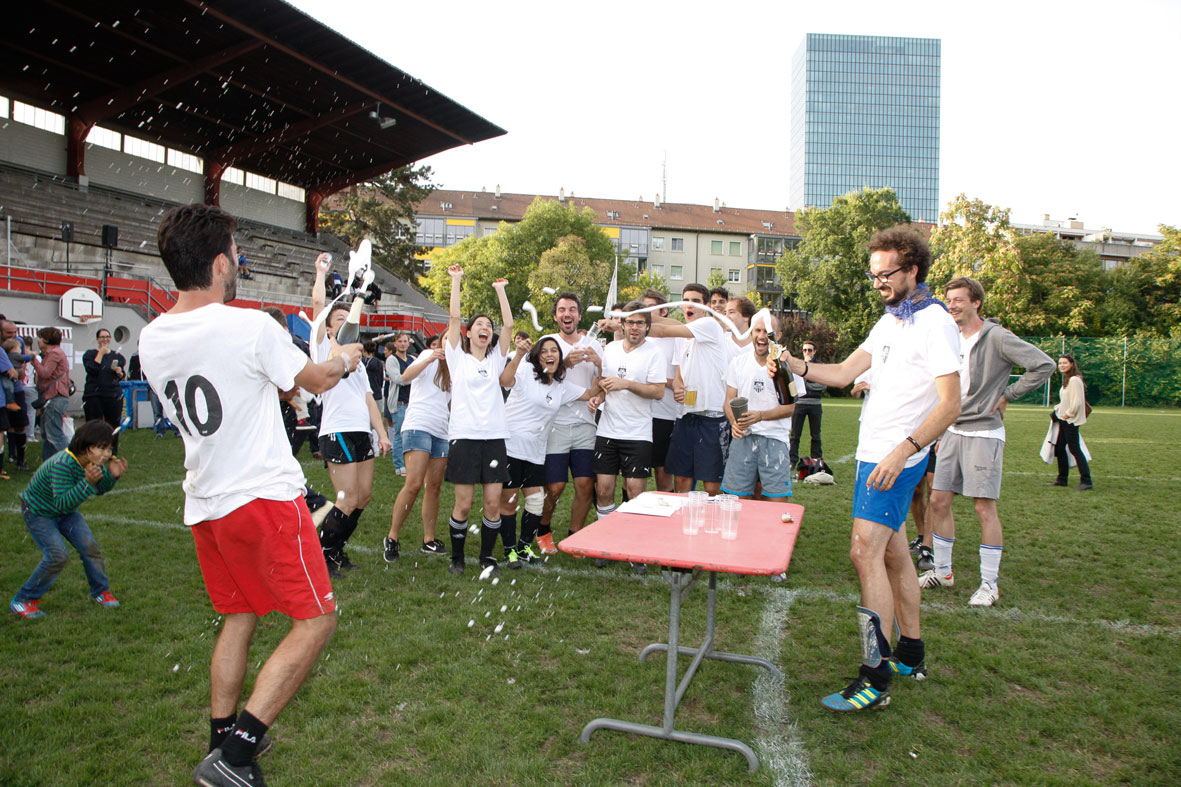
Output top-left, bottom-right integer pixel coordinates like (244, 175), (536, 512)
(192, 497), (336, 619)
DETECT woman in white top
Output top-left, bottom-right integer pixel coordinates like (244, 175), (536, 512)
(443, 265), (514, 575)
(1049, 353), (1092, 490)
(312, 253), (391, 574)
(497, 335), (591, 569)
(383, 334), (451, 561)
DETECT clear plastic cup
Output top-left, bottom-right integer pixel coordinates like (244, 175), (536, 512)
(684, 491), (707, 535)
(703, 496), (721, 534)
(720, 499), (741, 540)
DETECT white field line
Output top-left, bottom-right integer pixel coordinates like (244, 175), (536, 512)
(752, 588), (813, 786)
(829, 452), (856, 465)
(103, 479), (184, 496)
(1006, 470), (1181, 483)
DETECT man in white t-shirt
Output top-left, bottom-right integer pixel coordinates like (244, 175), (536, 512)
(648, 283), (729, 494)
(778, 226), (961, 713)
(920, 277), (1054, 607)
(536, 293), (603, 554)
(587, 302), (666, 556)
(721, 312), (796, 499)
(724, 296), (756, 361)
(140, 204), (362, 784)
(641, 290), (678, 492)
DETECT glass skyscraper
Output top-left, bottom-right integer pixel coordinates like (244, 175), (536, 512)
(790, 33), (940, 222)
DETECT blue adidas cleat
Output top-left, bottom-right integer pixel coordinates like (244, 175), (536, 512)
(822, 676), (891, 712)
(889, 658), (928, 681)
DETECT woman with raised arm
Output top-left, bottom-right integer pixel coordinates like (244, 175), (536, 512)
(443, 265), (514, 575)
(497, 334), (593, 568)
(383, 334), (451, 561)
(311, 253), (392, 576)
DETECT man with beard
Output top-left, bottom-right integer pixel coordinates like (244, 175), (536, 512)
(778, 226), (960, 712)
(140, 204), (362, 784)
(919, 277), (1054, 607)
(536, 293), (602, 553)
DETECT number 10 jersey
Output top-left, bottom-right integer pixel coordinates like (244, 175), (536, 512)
(140, 303), (310, 525)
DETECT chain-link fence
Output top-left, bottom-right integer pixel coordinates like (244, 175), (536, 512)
(1008, 336), (1181, 408)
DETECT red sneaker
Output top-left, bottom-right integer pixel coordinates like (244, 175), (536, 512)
(92, 590), (120, 608)
(10, 598), (46, 619)
(536, 533), (558, 555)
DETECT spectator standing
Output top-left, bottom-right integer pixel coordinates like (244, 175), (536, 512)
(1049, 354), (1093, 490)
(81, 328), (126, 452)
(30, 327), (73, 460)
(789, 341), (827, 470)
(384, 332), (415, 477)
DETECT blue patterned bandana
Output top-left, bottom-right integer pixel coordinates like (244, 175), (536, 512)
(884, 282), (947, 323)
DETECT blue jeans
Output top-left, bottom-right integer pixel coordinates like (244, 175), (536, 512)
(41, 396), (70, 459)
(391, 403), (407, 470)
(15, 500), (110, 602)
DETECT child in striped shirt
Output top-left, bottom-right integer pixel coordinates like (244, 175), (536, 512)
(10, 420), (128, 619)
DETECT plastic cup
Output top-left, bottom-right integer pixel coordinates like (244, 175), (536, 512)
(684, 491), (707, 535)
(703, 497), (721, 534)
(720, 499), (741, 540)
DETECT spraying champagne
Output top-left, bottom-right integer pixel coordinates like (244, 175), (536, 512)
(333, 296), (364, 377)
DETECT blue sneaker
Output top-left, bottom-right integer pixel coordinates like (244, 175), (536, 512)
(889, 658), (928, 681)
(822, 676), (890, 712)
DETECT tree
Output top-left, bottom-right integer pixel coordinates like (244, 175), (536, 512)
(619, 269), (669, 305)
(420, 198), (620, 328)
(706, 268), (729, 291)
(993, 233), (1105, 335)
(318, 166), (436, 282)
(928, 194), (1020, 291)
(775, 187), (912, 352)
(1113, 224), (1181, 337)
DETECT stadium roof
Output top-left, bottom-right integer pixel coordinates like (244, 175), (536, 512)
(2, 0), (505, 208)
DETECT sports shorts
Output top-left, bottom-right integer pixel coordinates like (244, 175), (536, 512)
(852, 458), (928, 531)
(591, 436), (652, 479)
(664, 413), (727, 483)
(651, 417), (675, 467)
(721, 433), (793, 497)
(932, 431), (1003, 500)
(320, 431), (375, 464)
(191, 497), (335, 619)
(505, 455), (546, 489)
(445, 438), (510, 485)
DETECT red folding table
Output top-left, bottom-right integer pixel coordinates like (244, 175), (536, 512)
(559, 493), (804, 773)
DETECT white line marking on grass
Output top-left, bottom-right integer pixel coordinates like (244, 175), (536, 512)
(103, 479), (184, 496)
(1007, 470), (1181, 483)
(830, 453), (855, 465)
(752, 588), (813, 786)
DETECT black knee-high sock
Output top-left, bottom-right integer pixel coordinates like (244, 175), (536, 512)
(10, 433), (26, 465)
(320, 506), (348, 553)
(500, 512), (518, 556)
(342, 507), (364, 544)
(479, 516), (500, 562)
(449, 517), (467, 561)
(518, 511), (541, 550)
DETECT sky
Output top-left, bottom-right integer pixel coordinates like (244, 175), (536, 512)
(289, 0), (1178, 236)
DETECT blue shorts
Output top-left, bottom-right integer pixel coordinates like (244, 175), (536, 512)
(544, 449), (595, 484)
(721, 434), (793, 497)
(664, 413), (727, 484)
(852, 458), (928, 531)
(402, 429), (449, 459)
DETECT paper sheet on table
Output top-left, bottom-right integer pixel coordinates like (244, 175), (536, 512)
(616, 493), (687, 517)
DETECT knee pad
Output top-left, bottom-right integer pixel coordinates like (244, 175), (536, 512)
(524, 491), (545, 517)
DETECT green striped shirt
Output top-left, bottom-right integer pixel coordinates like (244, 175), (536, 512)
(20, 450), (117, 517)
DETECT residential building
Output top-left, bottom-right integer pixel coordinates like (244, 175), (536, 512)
(791, 33), (940, 222)
(1011, 214), (1163, 270)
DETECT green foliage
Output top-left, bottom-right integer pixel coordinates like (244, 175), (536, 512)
(419, 198), (621, 327)
(775, 187), (911, 349)
(317, 166), (436, 282)
(706, 267), (729, 291)
(1097, 224), (1181, 337)
(619, 269), (668, 304)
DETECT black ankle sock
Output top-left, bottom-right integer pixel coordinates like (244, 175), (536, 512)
(537, 522), (552, 537)
(449, 518), (467, 561)
(220, 710), (268, 767)
(895, 635), (925, 668)
(860, 662), (892, 692)
(500, 512), (518, 555)
(209, 713), (237, 753)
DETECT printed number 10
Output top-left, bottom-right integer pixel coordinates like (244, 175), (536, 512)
(163, 375), (224, 436)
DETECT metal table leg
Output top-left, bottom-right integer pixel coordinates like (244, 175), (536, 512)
(579, 570), (776, 773)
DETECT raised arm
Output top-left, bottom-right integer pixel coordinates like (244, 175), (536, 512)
(312, 252), (331, 344)
(401, 347), (444, 384)
(647, 314), (694, 339)
(780, 347), (872, 390)
(500, 334), (532, 387)
(493, 278), (513, 356)
(293, 345), (362, 395)
(446, 265), (463, 349)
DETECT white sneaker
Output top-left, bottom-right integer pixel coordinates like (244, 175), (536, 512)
(968, 582), (999, 607)
(917, 569), (954, 588)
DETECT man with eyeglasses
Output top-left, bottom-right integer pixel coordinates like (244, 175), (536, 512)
(789, 341), (827, 470)
(778, 226), (960, 712)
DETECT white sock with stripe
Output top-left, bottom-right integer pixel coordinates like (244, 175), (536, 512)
(979, 544), (1002, 586)
(933, 534), (954, 577)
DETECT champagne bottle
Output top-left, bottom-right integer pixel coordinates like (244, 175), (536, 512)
(334, 296), (365, 377)
(767, 340), (797, 405)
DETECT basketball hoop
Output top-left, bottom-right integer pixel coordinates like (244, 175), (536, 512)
(78, 315), (102, 324)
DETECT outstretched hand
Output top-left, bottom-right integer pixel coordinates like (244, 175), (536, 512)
(491, 277), (508, 289)
(315, 253), (332, 274)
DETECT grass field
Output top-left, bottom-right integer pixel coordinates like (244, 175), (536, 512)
(2, 403), (1179, 786)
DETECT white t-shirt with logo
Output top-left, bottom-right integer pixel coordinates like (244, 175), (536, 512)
(400, 359), (451, 440)
(445, 341), (509, 440)
(543, 332), (603, 427)
(646, 335), (679, 421)
(598, 340), (666, 442)
(316, 336), (373, 435)
(139, 304), (309, 525)
(725, 351), (792, 442)
(947, 329), (1006, 442)
(856, 306), (961, 467)
(675, 317), (728, 416)
(504, 363), (585, 463)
